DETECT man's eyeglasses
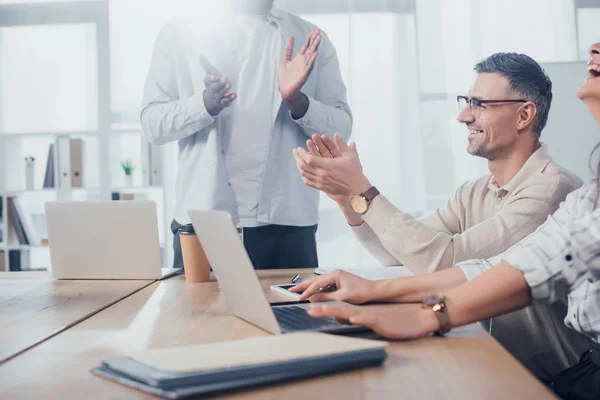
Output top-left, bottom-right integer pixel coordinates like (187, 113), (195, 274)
(457, 95), (527, 118)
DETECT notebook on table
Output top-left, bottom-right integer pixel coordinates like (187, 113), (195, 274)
(92, 332), (388, 399)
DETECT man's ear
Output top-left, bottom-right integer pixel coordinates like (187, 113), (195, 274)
(516, 101), (537, 132)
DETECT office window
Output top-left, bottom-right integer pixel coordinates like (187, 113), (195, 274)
(0, 23), (98, 134)
(577, 8), (600, 59)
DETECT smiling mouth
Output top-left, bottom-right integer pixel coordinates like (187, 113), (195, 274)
(588, 63), (600, 79)
(468, 129), (484, 135)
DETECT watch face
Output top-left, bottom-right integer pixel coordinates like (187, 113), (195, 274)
(350, 195), (368, 214)
(422, 293), (445, 307)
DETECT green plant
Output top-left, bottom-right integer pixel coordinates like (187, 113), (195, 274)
(121, 159), (135, 176)
(24, 156), (35, 167)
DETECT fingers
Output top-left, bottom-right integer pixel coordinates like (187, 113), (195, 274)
(295, 147), (325, 168)
(309, 291), (340, 303)
(293, 150), (319, 183)
(350, 142), (357, 152)
(333, 132), (351, 153)
(348, 313), (377, 327)
(293, 275), (336, 301)
(305, 32), (322, 61)
(203, 74), (220, 87)
(320, 134), (342, 158)
(205, 79), (224, 93)
(306, 138), (322, 157)
(299, 30), (316, 55)
(282, 36), (295, 64)
(308, 303), (356, 320)
(220, 93), (237, 106)
(306, 133), (333, 158)
(305, 51), (318, 71)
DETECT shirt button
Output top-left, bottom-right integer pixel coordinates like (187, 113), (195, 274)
(221, 150), (225, 155)
(565, 254), (572, 261)
(228, 182), (231, 186)
(305, 121), (311, 127)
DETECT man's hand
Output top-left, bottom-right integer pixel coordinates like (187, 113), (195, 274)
(290, 269), (378, 304)
(293, 132), (372, 196)
(278, 30), (321, 117)
(305, 133), (347, 204)
(307, 302), (440, 340)
(199, 56), (236, 116)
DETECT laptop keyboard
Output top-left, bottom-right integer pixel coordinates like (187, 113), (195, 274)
(272, 305), (351, 332)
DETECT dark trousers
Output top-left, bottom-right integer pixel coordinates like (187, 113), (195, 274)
(545, 344), (600, 400)
(171, 220), (318, 270)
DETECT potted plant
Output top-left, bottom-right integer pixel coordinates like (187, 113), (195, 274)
(121, 159), (135, 187)
(25, 156), (35, 190)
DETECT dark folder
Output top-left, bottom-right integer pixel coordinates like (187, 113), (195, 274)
(92, 332), (387, 399)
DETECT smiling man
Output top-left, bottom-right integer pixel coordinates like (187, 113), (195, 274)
(294, 52), (582, 274)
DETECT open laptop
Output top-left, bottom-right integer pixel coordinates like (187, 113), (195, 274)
(188, 210), (369, 335)
(46, 201), (181, 280)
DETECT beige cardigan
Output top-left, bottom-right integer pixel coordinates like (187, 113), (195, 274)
(353, 145), (583, 274)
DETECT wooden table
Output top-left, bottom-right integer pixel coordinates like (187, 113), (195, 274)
(0, 271), (153, 364)
(0, 270), (555, 399)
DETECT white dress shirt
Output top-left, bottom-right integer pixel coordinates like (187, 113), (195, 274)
(458, 182), (599, 378)
(225, 14), (281, 227)
(140, 6), (352, 226)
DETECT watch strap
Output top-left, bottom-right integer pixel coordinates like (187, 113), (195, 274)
(362, 186), (380, 203)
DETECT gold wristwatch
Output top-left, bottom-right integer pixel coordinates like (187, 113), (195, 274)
(421, 293), (451, 336)
(349, 186), (380, 214)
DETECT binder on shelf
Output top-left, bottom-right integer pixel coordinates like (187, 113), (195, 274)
(57, 136), (72, 190)
(70, 138), (83, 187)
(8, 250), (21, 271)
(7, 197), (28, 245)
(12, 197), (40, 246)
(43, 144), (55, 188)
(111, 192), (135, 201)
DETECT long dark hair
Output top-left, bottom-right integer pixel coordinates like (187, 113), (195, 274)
(592, 142), (600, 208)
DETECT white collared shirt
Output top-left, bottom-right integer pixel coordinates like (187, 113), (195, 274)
(225, 14), (281, 227)
(140, 6), (352, 226)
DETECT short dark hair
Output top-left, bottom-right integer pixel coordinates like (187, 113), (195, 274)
(474, 52), (552, 138)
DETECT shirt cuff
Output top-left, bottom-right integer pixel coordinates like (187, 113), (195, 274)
(183, 93), (215, 136)
(456, 259), (494, 281)
(350, 222), (379, 243)
(290, 95), (328, 135)
(361, 195), (399, 236)
(502, 244), (578, 303)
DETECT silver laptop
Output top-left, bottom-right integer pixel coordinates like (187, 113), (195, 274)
(187, 210), (368, 335)
(46, 201), (180, 280)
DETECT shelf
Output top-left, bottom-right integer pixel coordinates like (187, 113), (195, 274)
(1, 131), (100, 139)
(0, 128), (143, 139)
(4, 187), (100, 196)
(1, 244), (49, 251)
(5, 188), (56, 196)
(111, 186), (163, 192)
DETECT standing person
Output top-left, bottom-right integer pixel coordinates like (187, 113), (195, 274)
(141, 1), (352, 269)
